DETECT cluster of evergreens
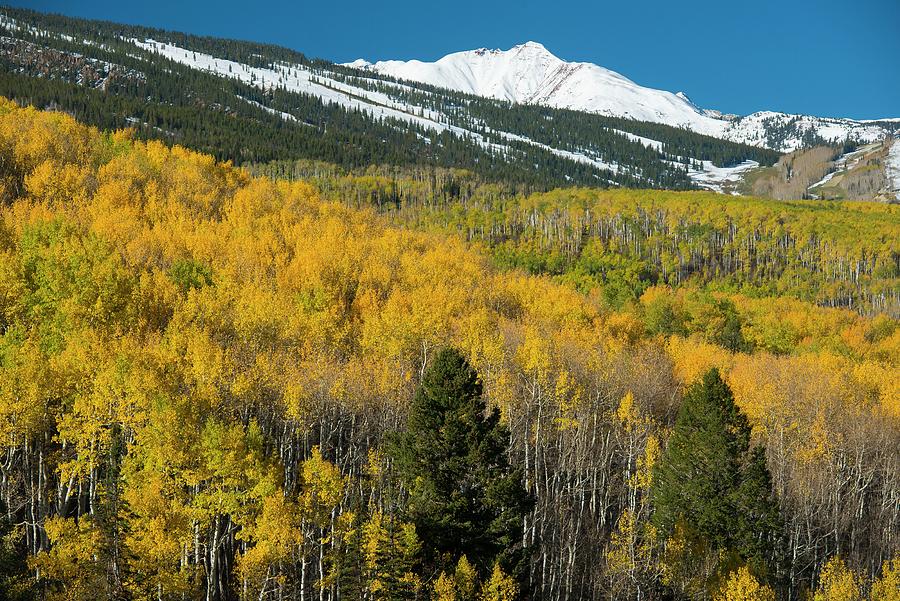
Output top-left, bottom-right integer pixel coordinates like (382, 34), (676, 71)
(0, 100), (897, 601)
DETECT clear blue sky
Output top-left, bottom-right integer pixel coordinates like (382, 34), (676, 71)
(7, 0), (900, 119)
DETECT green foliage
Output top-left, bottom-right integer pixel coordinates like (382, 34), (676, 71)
(0, 505), (33, 601)
(559, 239), (654, 307)
(169, 258), (213, 292)
(491, 243), (570, 277)
(391, 348), (531, 580)
(686, 295), (749, 352)
(359, 510), (422, 600)
(652, 369), (781, 586)
(17, 219), (135, 350)
(643, 290), (689, 337)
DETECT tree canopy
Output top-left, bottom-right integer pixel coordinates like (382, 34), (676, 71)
(0, 98), (895, 601)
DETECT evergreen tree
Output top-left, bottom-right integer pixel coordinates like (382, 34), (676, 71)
(652, 369), (781, 579)
(391, 348), (531, 582)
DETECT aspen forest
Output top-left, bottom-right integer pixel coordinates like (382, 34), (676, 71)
(0, 100), (898, 601)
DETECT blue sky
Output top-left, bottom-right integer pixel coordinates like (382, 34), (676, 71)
(8, 0), (900, 119)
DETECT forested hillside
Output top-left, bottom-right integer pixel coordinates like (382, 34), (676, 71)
(254, 160), (900, 317)
(0, 6), (782, 191)
(0, 101), (898, 601)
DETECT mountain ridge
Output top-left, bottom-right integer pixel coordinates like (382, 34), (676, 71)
(0, 7), (786, 193)
(1, 6), (896, 198)
(349, 41), (898, 153)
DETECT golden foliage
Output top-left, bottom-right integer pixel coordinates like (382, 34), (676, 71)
(479, 564), (519, 601)
(870, 558), (900, 601)
(713, 566), (775, 601)
(0, 98), (897, 600)
(813, 556), (863, 601)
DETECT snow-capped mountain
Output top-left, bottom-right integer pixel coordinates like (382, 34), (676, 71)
(349, 42), (897, 153)
(349, 42), (720, 135)
(352, 42), (725, 133)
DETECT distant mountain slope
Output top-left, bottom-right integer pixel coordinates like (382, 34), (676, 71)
(352, 43), (899, 153)
(350, 42), (721, 134)
(0, 6), (783, 193)
(888, 138), (900, 197)
(350, 42), (726, 136)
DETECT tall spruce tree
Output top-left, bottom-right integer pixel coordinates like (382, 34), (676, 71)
(652, 369), (781, 576)
(391, 347), (531, 582)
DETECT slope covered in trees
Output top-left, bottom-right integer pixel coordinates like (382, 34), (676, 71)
(0, 101), (897, 600)
(0, 6), (781, 191)
(255, 161), (900, 317)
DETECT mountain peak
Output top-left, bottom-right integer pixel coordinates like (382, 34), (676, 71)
(344, 43), (896, 152)
(348, 42), (721, 133)
(466, 41), (554, 59)
(514, 41), (549, 52)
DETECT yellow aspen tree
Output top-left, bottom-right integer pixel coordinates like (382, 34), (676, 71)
(298, 447), (346, 595)
(869, 558), (899, 601)
(479, 564), (518, 601)
(29, 517), (109, 601)
(433, 572), (457, 601)
(713, 566), (775, 601)
(362, 509), (421, 600)
(237, 491), (301, 599)
(454, 555), (478, 600)
(812, 557), (863, 601)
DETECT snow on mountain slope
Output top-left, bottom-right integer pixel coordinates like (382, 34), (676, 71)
(887, 139), (900, 199)
(127, 39), (626, 177)
(689, 160), (759, 194)
(349, 43), (897, 153)
(353, 42), (728, 138)
(722, 112), (888, 152)
(131, 39), (437, 128)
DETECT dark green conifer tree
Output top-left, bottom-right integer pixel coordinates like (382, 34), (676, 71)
(652, 369), (781, 578)
(391, 347), (531, 582)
